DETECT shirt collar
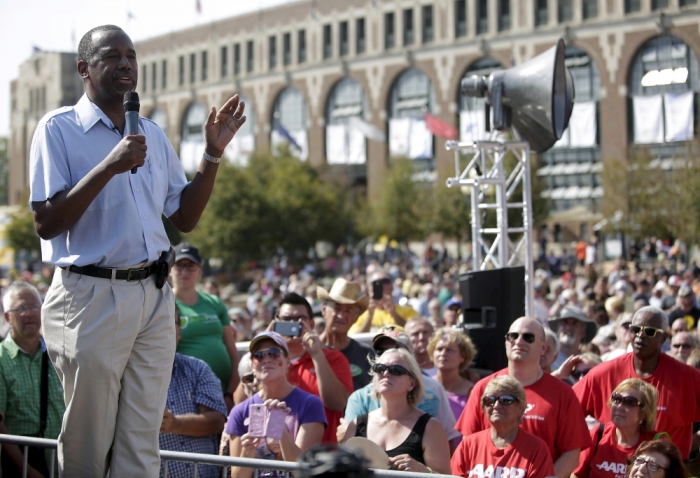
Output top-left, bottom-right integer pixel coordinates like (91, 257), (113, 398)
(1, 335), (45, 359)
(75, 93), (118, 134)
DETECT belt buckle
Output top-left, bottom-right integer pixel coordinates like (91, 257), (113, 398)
(126, 268), (145, 281)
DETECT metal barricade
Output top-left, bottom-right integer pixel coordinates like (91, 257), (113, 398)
(0, 434), (458, 478)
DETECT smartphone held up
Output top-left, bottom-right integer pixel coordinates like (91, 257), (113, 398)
(248, 404), (287, 440)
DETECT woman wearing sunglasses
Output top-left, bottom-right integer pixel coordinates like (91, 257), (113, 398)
(574, 379), (659, 478)
(625, 440), (690, 478)
(225, 331), (327, 478)
(451, 376), (554, 478)
(342, 347), (451, 474)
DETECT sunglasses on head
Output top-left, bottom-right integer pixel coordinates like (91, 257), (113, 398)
(505, 332), (536, 344)
(242, 373), (255, 384)
(571, 369), (591, 380)
(629, 325), (664, 338)
(481, 394), (518, 407)
(371, 363), (412, 377)
(672, 343), (693, 349)
(611, 392), (642, 408)
(251, 347), (284, 361)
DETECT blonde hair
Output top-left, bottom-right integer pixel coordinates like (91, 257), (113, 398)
(427, 327), (477, 373)
(370, 348), (424, 406)
(608, 378), (658, 434)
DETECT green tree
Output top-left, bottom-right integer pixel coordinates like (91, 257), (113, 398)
(0, 137), (8, 205)
(427, 186), (471, 259)
(370, 158), (429, 244)
(5, 194), (40, 257)
(188, 148), (349, 262)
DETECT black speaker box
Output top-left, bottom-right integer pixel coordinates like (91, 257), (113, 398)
(458, 267), (525, 373)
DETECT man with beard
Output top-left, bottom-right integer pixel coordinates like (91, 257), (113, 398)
(29, 25), (247, 476)
(573, 306), (700, 459)
(548, 306), (598, 371)
(456, 317), (591, 478)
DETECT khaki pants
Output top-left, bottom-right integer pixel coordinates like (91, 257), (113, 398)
(42, 267), (175, 477)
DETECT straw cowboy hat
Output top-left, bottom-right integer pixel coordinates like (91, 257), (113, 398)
(317, 278), (369, 312)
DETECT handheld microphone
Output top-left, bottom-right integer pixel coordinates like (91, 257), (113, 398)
(123, 91), (140, 174)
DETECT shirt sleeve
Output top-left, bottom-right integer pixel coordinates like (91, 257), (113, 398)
(529, 442), (555, 478)
(573, 427), (597, 478)
(450, 440), (470, 477)
(193, 360), (228, 417)
(555, 385), (593, 454)
(344, 388), (370, 421)
(455, 379), (487, 436)
(225, 398), (252, 436)
(162, 134), (188, 218)
(326, 350), (354, 394)
(214, 295), (231, 327)
(298, 393), (328, 427)
(29, 117), (71, 206)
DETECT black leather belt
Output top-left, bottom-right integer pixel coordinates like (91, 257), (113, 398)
(61, 263), (157, 281)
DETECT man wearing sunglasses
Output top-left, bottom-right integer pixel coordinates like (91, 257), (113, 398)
(574, 305), (700, 459)
(347, 270), (417, 334)
(273, 293), (353, 444)
(456, 316), (591, 478)
(669, 331), (697, 362)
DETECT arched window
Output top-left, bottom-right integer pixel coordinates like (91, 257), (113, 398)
(224, 94), (255, 167)
(271, 87), (308, 160)
(179, 102), (207, 173)
(148, 107), (168, 134)
(629, 35), (698, 151)
(325, 78), (368, 165)
(388, 68), (435, 162)
(540, 47), (602, 213)
(459, 57), (502, 142)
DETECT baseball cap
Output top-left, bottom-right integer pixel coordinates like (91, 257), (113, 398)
(249, 331), (289, 356)
(173, 242), (202, 265)
(371, 325), (413, 353)
(668, 275), (682, 287)
(653, 280), (667, 291)
(445, 298), (462, 310)
(679, 285), (693, 297)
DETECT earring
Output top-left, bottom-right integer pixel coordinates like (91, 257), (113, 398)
(407, 389), (414, 402)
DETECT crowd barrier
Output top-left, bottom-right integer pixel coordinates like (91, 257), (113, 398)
(0, 434), (458, 478)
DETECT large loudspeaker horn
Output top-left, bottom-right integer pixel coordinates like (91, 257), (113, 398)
(461, 39), (574, 153)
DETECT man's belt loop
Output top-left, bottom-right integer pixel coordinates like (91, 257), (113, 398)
(111, 268), (117, 284)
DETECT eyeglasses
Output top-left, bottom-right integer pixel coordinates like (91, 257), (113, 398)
(242, 373), (255, 384)
(611, 392), (642, 408)
(571, 369), (592, 380)
(633, 457), (667, 473)
(505, 332), (536, 344)
(7, 304), (41, 314)
(277, 315), (309, 322)
(251, 347), (284, 361)
(172, 262), (200, 271)
(481, 394), (519, 407)
(629, 325), (665, 338)
(672, 343), (693, 350)
(371, 363), (413, 377)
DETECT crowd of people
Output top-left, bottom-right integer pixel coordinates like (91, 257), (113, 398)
(3, 239), (700, 478)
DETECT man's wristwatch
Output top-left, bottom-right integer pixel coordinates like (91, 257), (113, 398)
(203, 151), (221, 164)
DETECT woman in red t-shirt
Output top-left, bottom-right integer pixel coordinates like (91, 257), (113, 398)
(574, 379), (659, 478)
(451, 376), (554, 478)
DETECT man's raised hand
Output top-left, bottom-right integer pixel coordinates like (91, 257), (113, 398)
(203, 94), (247, 158)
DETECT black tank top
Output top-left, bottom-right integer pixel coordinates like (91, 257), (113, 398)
(355, 412), (431, 464)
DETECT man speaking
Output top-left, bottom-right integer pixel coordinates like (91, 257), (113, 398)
(29, 25), (246, 477)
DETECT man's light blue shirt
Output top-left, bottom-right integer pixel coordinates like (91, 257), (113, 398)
(29, 94), (188, 267)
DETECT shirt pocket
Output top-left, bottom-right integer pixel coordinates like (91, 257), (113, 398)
(77, 167), (126, 211)
(146, 153), (168, 212)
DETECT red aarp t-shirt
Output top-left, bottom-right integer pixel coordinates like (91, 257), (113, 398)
(288, 348), (353, 444)
(455, 370), (591, 461)
(573, 353), (700, 459)
(574, 423), (655, 478)
(451, 428), (554, 478)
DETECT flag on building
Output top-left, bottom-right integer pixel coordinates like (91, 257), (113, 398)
(424, 113), (458, 140)
(348, 116), (386, 142)
(275, 123), (302, 151)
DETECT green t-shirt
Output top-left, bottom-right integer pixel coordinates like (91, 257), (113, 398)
(175, 291), (232, 390)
